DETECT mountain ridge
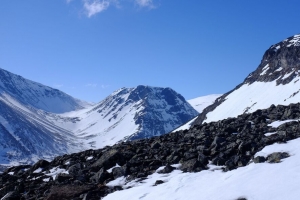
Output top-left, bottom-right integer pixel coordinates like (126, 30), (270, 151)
(193, 34), (300, 125)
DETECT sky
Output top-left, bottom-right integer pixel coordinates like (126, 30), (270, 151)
(1, 0), (300, 103)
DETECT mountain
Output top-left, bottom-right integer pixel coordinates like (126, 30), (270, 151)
(0, 68), (92, 165)
(50, 85), (199, 149)
(0, 97), (82, 165)
(194, 34), (300, 125)
(2, 101), (300, 199)
(0, 68), (89, 113)
(0, 69), (198, 165)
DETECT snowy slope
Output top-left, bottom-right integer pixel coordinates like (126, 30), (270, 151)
(49, 85), (198, 149)
(194, 34), (300, 125)
(104, 136), (300, 200)
(172, 94), (221, 132)
(188, 94), (222, 113)
(0, 68), (90, 113)
(0, 93), (84, 165)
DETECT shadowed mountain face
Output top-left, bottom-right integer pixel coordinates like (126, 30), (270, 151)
(194, 34), (300, 125)
(0, 68), (89, 113)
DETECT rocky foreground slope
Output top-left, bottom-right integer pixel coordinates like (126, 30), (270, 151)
(1, 102), (300, 199)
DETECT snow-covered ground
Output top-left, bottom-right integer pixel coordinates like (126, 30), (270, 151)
(205, 78), (300, 123)
(188, 94), (222, 113)
(103, 136), (300, 200)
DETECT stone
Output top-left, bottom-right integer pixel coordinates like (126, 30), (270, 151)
(157, 164), (175, 174)
(267, 152), (289, 163)
(45, 185), (94, 200)
(112, 167), (126, 179)
(197, 153), (208, 165)
(180, 158), (203, 172)
(154, 180), (164, 186)
(151, 141), (161, 149)
(91, 149), (123, 171)
(55, 173), (73, 183)
(253, 156), (266, 163)
(1, 191), (21, 200)
(90, 168), (110, 184)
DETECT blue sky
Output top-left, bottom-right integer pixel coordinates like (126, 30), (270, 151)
(1, 0), (300, 102)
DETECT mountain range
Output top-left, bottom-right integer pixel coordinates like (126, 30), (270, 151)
(0, 70), (203, 165)
(1, 34), (300, 200)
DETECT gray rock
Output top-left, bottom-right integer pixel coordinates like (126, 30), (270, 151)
(267, 152), (289, 163)
(157, 164), (175, 174)
(90, 168), (110, 184)
(253, 156), (266, 163)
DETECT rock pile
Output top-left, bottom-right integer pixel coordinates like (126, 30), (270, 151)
(1, 102), (300, 199)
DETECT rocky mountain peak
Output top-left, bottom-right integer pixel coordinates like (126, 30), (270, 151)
(85, 85), (198, 143)
(244, 34), (300, 85)
(193, 34), (300, 125)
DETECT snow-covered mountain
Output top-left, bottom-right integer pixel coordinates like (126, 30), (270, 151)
(0, 68), (89, 113)
(0, 93), (84, 165)
(194, 34), (300, 125)
(0, 69), (199, 165)
(51, 85), (198, 149)
(0, 68), (92, 165)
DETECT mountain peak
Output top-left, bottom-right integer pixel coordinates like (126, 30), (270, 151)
(73, 85), (199, 148)
(193, 33), (300, 125)
(244, 34), (300, 86)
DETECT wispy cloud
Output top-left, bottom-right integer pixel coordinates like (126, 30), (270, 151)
(101, 84), (110, 89)
(53, 84), (63, 88)
(135, 0), (155, 8)
(83, 0), (110, 17)
(66, 0), (156, 17)
(85, 83), (98, 87)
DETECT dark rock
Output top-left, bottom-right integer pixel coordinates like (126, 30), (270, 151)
(1, 191), (21, 200)
(55, 173), (73, 183)
(212, 156), (226, 166)
(90, 168), (110, 184)
(91, 149), (123, 171)
(112, 167), (126, 179)
(151, 141), (161, 149)
(30, 160), (50, 173)
(45, 185), (94, 200)
(180, 158), (204, 172)
(197, 153), (209, 165)
(157, 164), (175, 174)
(154, 180), (164, 186)
(267, 152), (289, 163)
(68, 163), (82, 176)
(253, 156), (266, 163)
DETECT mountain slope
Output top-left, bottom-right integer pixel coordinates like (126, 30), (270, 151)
(51, 85), (199, 149)
(0, 93), (83, 165)
(0, 68), (89, 113)
(194, 34), (300, 125)
(187, 94), (222, 113)
(172, 94), (222, 132)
